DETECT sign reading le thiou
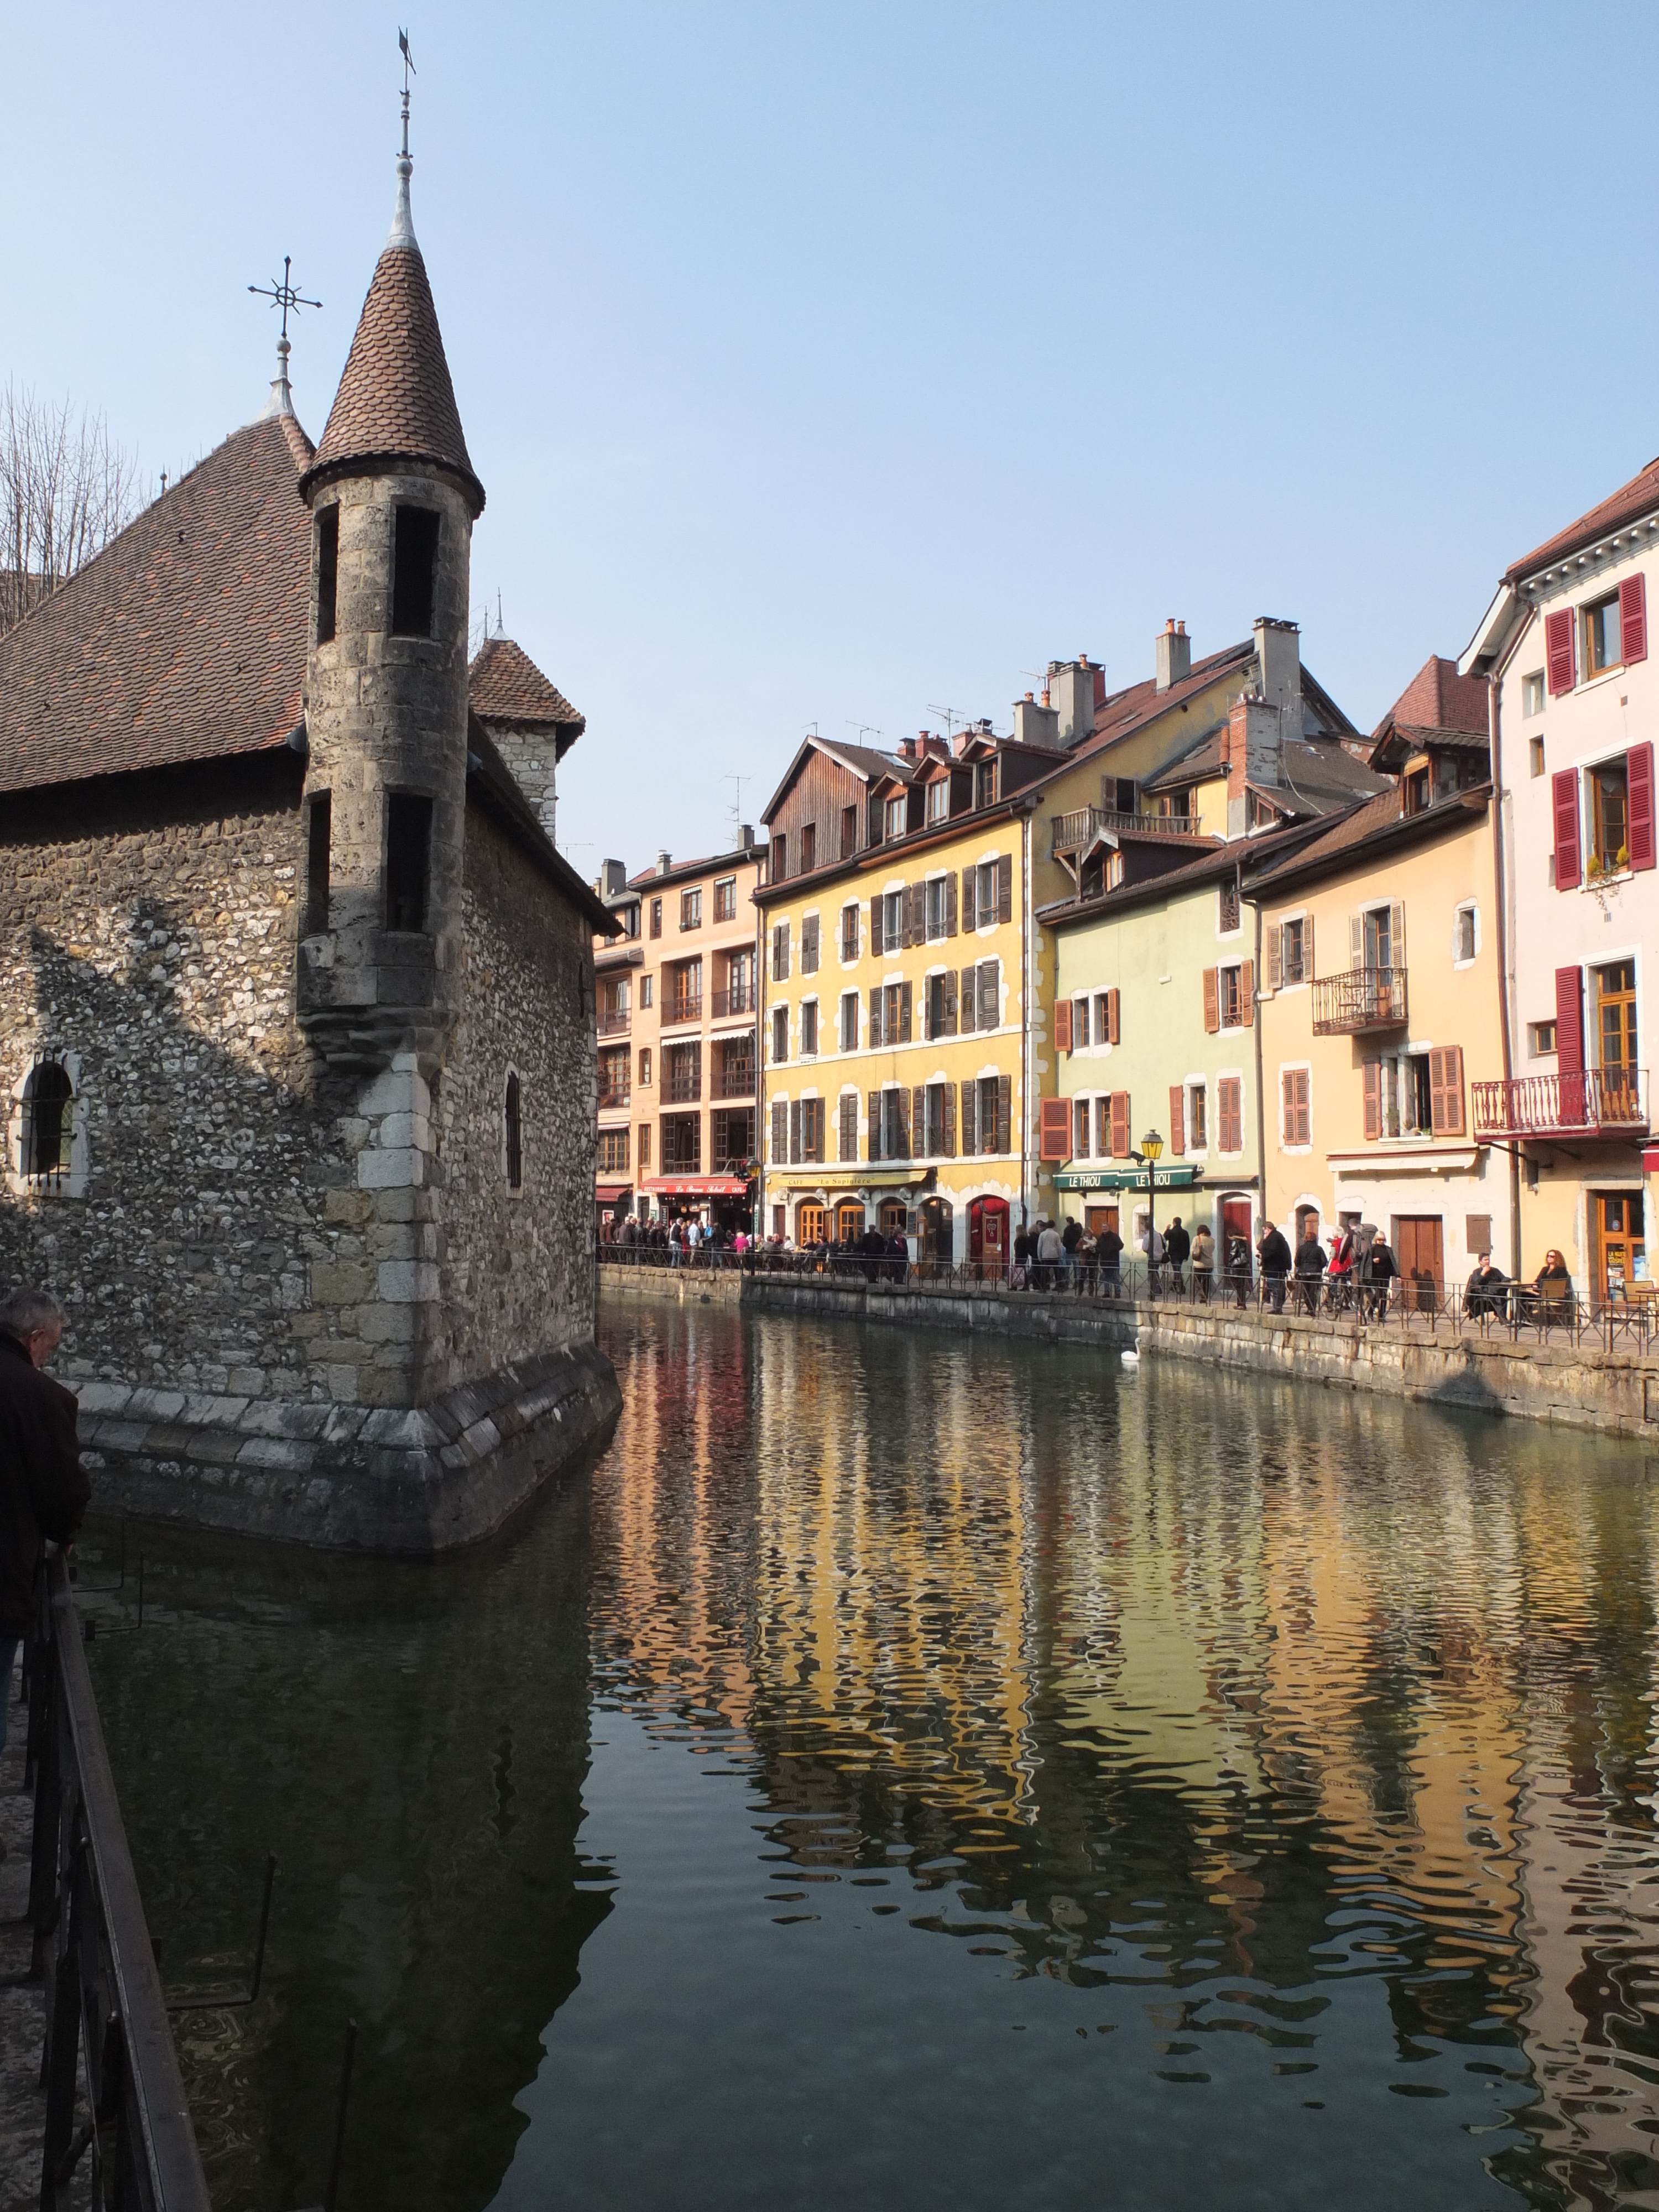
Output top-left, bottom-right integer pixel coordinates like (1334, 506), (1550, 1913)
(1050, 1165), (1201, 1193)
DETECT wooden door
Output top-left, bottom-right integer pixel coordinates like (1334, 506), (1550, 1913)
(1086, 1204), (1120, 1236)
(797, 1202), (827, 1247)
(1595, 1191), (1646, 1305)
(835, 1201), (865, 1244)
(969, 1197), (1009, 1273)
(1395, 1215), (1443, 1310)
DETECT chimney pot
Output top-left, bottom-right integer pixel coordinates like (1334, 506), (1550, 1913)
(656, 849), (671, 875)
(1155, 619), (1192, 693)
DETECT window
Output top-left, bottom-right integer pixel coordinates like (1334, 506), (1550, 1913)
(1219, 878), (1240, 933)
(1074, 1097), (1091, 1158)
(315, 505), (339, 645)
(885, 796), (907, 840)
(1529, 735), (1546, 779)
(623, 904), (640, 939)
(664, 1042), (701, 1102)
(639, 1048), (653, 1087)
(1529, 1019), (1557, 1056)
(771, 923), (791, 981)
(505, 1072), (524, 1187)
(839, 1092), (858, 1162)
(1362, 905), (1394, 968)
(712, 1105), (754, 1167)
(772, 1006), (789, 1063)
(771, 833), (787, 883)
(18, 1059), (73, 1181)
(1282, 916), (1306, 985)
(840, 993), (858, 1050)
(1281, 1067), (1310, 1148)
(924, 1082), (955, 1156)
(385, 792), (433, 931)
(800, 823), (816, 873)
(305, 791), (331, 935)
(640, 973), (654, 1008)
(925, 878), (950, 940)
(1585, 591), (1623, 675)
(799, 1098), (825, 1163)
(975, 759), (997, 810)
(390, 504), (440, 637)
(661, 1114), (701, 1172)
(801, 915), (820, 974)
(1072, 997), (1091, 1048)
(841, 805), (858, 861)
(883, 891), (904, 954)
(1522, 671), (1546, 717)
(649, 899), (662, 940)
(1597, 958), (1639, 1079)
(638, 1122), (651, 1171)
(598, 1046), (630, 1107)
(1218, 964), (1244, 1029)
(680, 887), (702, 929)
(667, 958), (702, 1021)
(1187, 1082), (1207, 1150)
(1454, 906), (1477, 964)
(1217, 1076), (1243, 1154)
(714, 877), (737, 922)
(1589, 759), (1630, 872)
(925, 972), (957, 1040)
(801, 1000), (819, 1056)
(1404, 766), (1431, 816)
(597, 1126), (629, 1176)
(841, 904), (859, 962)
(713, 1036), (754, 1098)
(927, 778), (949, 823)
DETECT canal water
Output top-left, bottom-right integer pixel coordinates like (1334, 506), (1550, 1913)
(84, 1303), (1659, 2211)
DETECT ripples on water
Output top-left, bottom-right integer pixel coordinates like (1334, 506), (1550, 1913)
(86, 1305), (1659, 2211)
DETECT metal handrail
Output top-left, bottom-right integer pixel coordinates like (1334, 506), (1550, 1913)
(595, 1010), (630, 1037)
(709, 987), (757, 1019)
(1311, 966), (1408, 1035)
(1472, 1067), (1649, 1138)
(1051, 805), (1196, 853)
(25, 1550), (212, 2211)
(662, 998), (703, 1028)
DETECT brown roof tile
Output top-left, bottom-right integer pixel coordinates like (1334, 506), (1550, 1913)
(0, 414), (314, 795)
(1505, 454), (1659, 583)
(1374, 653), (1488, 740)
(468, 635), (583, 729)
(301, 243), (482, 515)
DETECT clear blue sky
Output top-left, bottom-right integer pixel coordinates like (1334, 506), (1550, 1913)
(9, 3), (1659, 877)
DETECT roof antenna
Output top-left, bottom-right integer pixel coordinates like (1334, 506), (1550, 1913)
(927, 703), (964, 737)
(389, 30), (418, 249)
(248, 255), (321, 419)
(496, 588), (504, 638)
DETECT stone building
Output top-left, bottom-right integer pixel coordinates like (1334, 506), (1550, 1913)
(0, 120), (620, 1551)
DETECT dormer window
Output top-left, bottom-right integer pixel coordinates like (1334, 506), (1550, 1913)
(926, 778), (949, 824)
(391, 505), (440, 638)
(885, 795), (907, 840)
(315, 505), (339, 644)
(975, 760), (997, 808)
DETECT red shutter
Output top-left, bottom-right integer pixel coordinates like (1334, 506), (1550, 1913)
(1240, 959), (1255, 1027)
(1105, 987), (1121, 1045)
(1039, 1097), (1072, 1162)
(1168, 1083), (1185, 1156)
(1629, 742), (1656, 870)
(1429, 1045), (1465, 1136)
(1055, 999), (1073, 1053)
(1552, 768), (1581, 891)
(1110, 1091), (1130, 1157)
(1218, 1078), (1241, 1154)
(1556, 967), (1585, 1126)
(1622, 572), (1648, 666)
(1546, 607), (1577, 696)
(1202, 968), (1219, 1034)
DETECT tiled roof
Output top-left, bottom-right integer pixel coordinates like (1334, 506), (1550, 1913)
(0, 413), (314, 795)
(1374, 654), (1488, 740)
(1084, 641), (1256, 750)
(468, 635), (583, 729)
(301, 241), (482, 515)
(1390, 722), (1489, 753)
(1246, 784), (1490, 892)
(1505, 453), (1659, 583)
(465, 713), (619, 935)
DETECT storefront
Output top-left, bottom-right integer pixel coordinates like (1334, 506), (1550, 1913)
(640, 1173), (754, 1234)
(770, 1168), (921, 1246)
(595, 1178), (632, 1233)
(1050, 1162), (1203, 1246)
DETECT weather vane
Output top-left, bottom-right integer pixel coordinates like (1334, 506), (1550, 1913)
(247, 257), (321, 343)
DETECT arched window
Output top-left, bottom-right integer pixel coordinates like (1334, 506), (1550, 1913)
(504, 1072), (523, 1190)
(21, 1060), (73, 1182)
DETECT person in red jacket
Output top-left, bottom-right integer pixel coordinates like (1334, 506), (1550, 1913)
(0, 1287), (90, 1759)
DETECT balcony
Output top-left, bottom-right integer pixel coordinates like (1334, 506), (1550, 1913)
(663, 1071), (702, 1105)
(598, 1087), (630, 1113)
(1311, 967), (1408, 1036)
(662, 996), (703, 1029)
(1051, 805), (1197, 855)
(712, 1058), (757, 1100)
(1472, 1068), (1649, 1141)
(596, 1009), (631, 1037)
(711, 984), (757, 1019)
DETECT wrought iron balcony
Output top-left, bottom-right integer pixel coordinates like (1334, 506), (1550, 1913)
(662, 996), (703, 1029)
(598, 1086), (630, 1112)
(1311, 967), (1407, 1035)
(663, 1071), (702, 1104)
(1472, 1068), (1648, 1140)
(596, 1009), (631, 1037)
(712, 1060), (757, 1100)
(1051, 805), (1197, 855)
(711, 984), (757, 1018)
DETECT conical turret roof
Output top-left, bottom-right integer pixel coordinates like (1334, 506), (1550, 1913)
(300, 229), (483, 515)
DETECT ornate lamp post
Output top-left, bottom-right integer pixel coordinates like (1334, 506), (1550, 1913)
(1131, 1128), (1164, 1294)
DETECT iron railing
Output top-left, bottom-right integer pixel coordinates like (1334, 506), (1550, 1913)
(22, 1550), (212, 2212)
(597, 1087), (630, 1111)
(595, 1010), (630, 1037)
(1472, 1068), (1649, 1139)
(1051, 805), (1196, 854)
(663, 1074), (702, 1104)
(711, 986), (757, 1019)
(711, 1062), (756, 1100)
(1311, 967), (1408, 1035)
(662, 998), (703, 1029)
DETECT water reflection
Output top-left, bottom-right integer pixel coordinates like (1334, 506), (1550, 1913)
(91, 1304), (1659, 2211)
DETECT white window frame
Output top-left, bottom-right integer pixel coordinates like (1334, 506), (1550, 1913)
(1452, 902), (1479, 969)
(1185, 1077), (1208, 1156)
(839, 902), (862, 965)
(800, 995), (820, 1059)
(7, 1049), (89, 1200)
(770, 1004), (790, 1064)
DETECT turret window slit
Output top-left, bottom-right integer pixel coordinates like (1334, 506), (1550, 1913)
(385, 792), (433, 931)
(391, 504), (440, 637)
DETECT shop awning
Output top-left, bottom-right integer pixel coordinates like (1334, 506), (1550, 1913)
(594, 1182), (632, 1203)
(1327, 1147), (1480, 1178)
(640, 1176), (750, 1196)
(772, 1168), (918, 1190)
(1050, 1164), (1199, 1193)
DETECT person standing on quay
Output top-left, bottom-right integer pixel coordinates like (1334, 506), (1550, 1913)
(1258, 1222), (1292, 1313)
(1164, 1216), (1190, 1295)
(0, 1288), (90, 1765)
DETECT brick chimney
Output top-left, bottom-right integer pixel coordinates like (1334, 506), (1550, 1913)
(1155, 619), (1191, 692)
(1224, 694), (1285, 837)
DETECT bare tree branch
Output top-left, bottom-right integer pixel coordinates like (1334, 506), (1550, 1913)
(0, 384), (140, 638)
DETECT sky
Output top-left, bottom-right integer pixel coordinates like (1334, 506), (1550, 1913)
(7, 2), (1659, 879)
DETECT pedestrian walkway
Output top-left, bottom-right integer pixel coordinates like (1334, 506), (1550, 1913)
(0, 1651), (43, 2212)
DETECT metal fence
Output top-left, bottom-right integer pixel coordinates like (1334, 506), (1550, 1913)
(20, 1550), (212, 2212)
(597, 1244), (1652, 1349)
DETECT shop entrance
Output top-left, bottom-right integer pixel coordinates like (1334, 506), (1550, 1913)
(797, 1203), (828, 1249)
(834, 1200), (866, 1246)
(1593, 1191), (1647, 1306)
(916, 1196), (953, 1275)
(1085, 1204), (1120, 1237)
(878, 1199), (910, 1243)
(1394, 1215), (1444, 1312)
(969, 1196), (1010, 1279)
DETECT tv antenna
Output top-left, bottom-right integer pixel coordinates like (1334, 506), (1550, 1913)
(927, 704), (964, 735)
(723, 773), (750, 844)
(846, 719), (883, 743)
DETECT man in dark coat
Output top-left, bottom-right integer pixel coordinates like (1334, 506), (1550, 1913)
(0, 1287), (90, 1756)
(1294, 1223), (1327, 1314)
(1163, 1217), (1191, 1292)
(1258, 1223), (1293, 1313)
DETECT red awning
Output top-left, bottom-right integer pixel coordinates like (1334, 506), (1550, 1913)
(594, 1182), (632, 1202)
(641, 1176), (750, 1196)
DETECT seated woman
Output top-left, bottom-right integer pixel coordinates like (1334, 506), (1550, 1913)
(1532, 1249), (1574, 1315)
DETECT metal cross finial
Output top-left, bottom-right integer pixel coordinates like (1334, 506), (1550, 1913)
(247, 257), (321, 343)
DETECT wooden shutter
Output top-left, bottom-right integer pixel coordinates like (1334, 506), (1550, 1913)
(781, 923), (791, 979)
(908, 884), (926, 948)
(996, 854), (1013, 924)
(900, 980), (912, 1042)
(1623, 572), (1648, 665)
(943, 968), (958, 1034)
(1105, 987), (1120, 1045)
(870, 895), (883, 954)
(961, 1079), (977, 1156)
(771, 1099), (787, 1161)
(1305, 914), (1315, 978)
(961, 867), (977, 931)
(945, 873), (958, 936)
(959, 963), (977, 1032)
(866, 985), (880, 1048)
(1552, 769), (1582, 890)
(979, 961), (999, 1028)
(1363, 1060), (1380, 1142)
(913, 1084), (927, 1154)
(942, 1081), (956, 1156)
(1283, 1068), (1310, 1147)
(789, 1100), (801, 1165)
(1266, 924), (1282, 992)
(1350, 912), (1365, 968)
(867, 1089), (881, 1161)
(1546, 606), (1576, 695)
(1039, 1097), (1072, 1162)
(1429, 1045), (1465, 1135)
(805, 915), (820, 972)
(1055, 998), (1073, 1053)
(839, 1093), (856, 1162)
(1219, 1077), (1241, 1153)
(1386, 906), (1405, 969)
(1629, 742), (1657, 870)
(1109, 1090), (1130, 1158)
(1202, 968), (1219, 1033)
(1239, 959), (1255, 1026)
(898, 1087), (911, 1158)
(995, 1074), (1011, 1154)
(1555, 966), (1584, 1072)
(1168, 1083), (1185, 1156)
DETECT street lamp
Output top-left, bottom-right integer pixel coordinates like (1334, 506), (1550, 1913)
(1130, 1128), (1165, 1295)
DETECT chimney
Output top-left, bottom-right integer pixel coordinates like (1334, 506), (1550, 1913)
(1253, 617), (1302, 727)
(740, 822), (757, 849)
(1224, 693), (1285, 837)
(601, 858), (628, 898)
(656, 849), (672, 875)
(1050, 659), (1094, 744)
(1155, 619), (1191, 693)
(898, 735), (921, 763)
(1013, 692), (1061, 749)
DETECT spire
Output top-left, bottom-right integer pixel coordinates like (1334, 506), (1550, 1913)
(299, 46), (484, 515)
(261, 333), (295, 418)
